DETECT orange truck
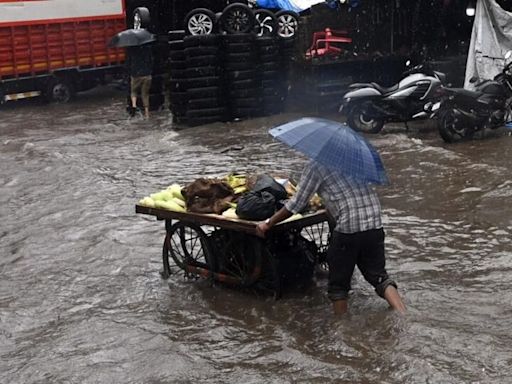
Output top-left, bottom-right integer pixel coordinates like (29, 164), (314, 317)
(0, 0), (127, 103)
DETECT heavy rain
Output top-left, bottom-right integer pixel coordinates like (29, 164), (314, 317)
(1, 0), (512, 383)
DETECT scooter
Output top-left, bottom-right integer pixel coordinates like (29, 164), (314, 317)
(429, 51), (512, 143)
(339, 61), (446, 133)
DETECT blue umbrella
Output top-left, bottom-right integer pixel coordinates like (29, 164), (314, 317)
(269, 117), (388, 184)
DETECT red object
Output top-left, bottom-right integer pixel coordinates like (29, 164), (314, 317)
(305, 28), (353, 59)
(0, 0), (126, 80)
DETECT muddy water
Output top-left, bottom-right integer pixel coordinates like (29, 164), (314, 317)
(1, 88), (511, 383)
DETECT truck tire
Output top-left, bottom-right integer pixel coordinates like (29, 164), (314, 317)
(44, 77), (74, 103)
(185, 8), (217, 35)
(133, 7), (151, 29)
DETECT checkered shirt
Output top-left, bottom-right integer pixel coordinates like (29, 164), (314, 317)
(285, 161), (382, 234)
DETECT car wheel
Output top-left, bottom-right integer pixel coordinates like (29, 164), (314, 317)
(219, 4), (255, 34)
(253, 9), (278, 37)
(185, 8), (217, 35)
(275, 10), (299, 39)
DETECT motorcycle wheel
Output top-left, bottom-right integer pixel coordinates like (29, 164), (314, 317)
(438, 108), (471, 143)
(346, 103), (384, 133)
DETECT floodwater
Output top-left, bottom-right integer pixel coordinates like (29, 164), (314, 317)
(1, 88), (512, 384)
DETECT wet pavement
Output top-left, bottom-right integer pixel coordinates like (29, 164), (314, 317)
(1, 87), (512, 383)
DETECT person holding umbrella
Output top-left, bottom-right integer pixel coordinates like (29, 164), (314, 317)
(108, 29), (155, 118)
(256, 117), (406, 315)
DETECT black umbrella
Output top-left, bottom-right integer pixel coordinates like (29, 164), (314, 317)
(108, 28), (155, 48)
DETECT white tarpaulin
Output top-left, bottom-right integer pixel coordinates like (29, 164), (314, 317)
(465, 0), (512, 89)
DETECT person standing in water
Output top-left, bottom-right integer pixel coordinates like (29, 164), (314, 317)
(256, 160), (406, 315)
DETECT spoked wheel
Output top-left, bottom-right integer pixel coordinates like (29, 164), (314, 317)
(254, 244), (281, 299)
(300, 220), (334, 276)
(347, 102), (384, 133)
(438, 108), (472, 143)
(253, 9), (277, 37)
(219, 4), (255, 34)
(209, 230), (262, 286)
(209, 230), (281, 297)
(185, 8), (217, 35)
(275, 10), (299, 39)
(164, 222), (215, 278)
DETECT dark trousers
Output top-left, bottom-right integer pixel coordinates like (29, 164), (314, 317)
(327, 228), (397, 301)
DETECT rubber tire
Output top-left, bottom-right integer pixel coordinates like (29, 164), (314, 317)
(225, 61), (255, 71)
(187, 55), (220, 67)
(226, 69), (257, 81)
(184, 76), (220, 89)
(185, 66), (219, 77)
(45, 77), (74, 103)
(219, 4), (256, 34)
(185, 8), (217, 35)
(188, 98), (224, 109)
(169, 51), (186, 61)
(438, 108), (469, 143)
(185, 46), (219, 57)
(168, 30), (186, 41)
(347, 102), (384, 134)
(168, 40), (185, 51)
(230, 97), (259, 108)
(253, 9), (278, 37)
(133, 7), (151, 29)
(223, 42), (254, 53)
(183, 34), (221, 47)
(275, 10), (299, 39)
(187, 86), (223, 98)
(222, 33), (256, 44)
(229, 79), (258, 89)
(228, 88), (258, 98)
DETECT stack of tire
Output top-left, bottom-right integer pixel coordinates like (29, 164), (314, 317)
(256, 35), (284, 116)
(222, 33), (261, 120)
(182, 34), (227, 126)
(167, 31), (188, 123)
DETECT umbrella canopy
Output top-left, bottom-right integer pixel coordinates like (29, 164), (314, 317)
(269, 117), (388, 184)
(108, 28), (155, 48)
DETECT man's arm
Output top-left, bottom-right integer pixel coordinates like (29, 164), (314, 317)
(255, 163), (320, 238)
(255, 206), (292, 238)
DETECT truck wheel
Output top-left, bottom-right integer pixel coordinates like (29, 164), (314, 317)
(219, 4), (255, 34)
(275, 10), (299, 39)
(133, 7), (151, 29)
(185, 8), (217, 35)
(253, 9), (278, 37)
(45, 77), (74, 103)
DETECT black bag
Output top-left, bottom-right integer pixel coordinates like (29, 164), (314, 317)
(235, 191), (276, 221)
(252, 174), (287, 201)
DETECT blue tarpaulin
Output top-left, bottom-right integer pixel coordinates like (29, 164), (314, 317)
(256, 0), (324, 13)
(256, 0), (360, 13)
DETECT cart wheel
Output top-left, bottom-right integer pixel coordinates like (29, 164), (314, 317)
(209, 230), (259, 285)
(300, 220), (334, 274)
(255, 243), (281, 299)
(166, 222), (214, 275)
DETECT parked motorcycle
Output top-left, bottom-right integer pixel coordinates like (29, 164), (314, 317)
(339, 61), (446, 133)
(430, 51), (512, 143)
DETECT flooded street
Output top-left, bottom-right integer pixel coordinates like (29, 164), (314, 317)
(1, 88), (512, 383)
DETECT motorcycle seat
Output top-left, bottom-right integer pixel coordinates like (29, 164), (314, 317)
(371, 82), (399, 95)
(348, 83), (399, 95)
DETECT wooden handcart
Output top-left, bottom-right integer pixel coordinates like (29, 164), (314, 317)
(136, 205), (333, 298)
